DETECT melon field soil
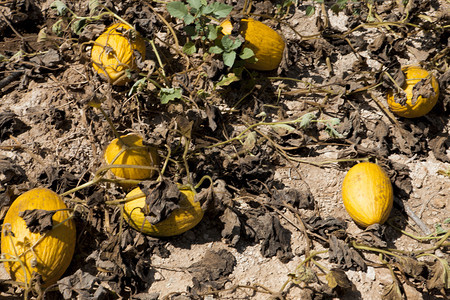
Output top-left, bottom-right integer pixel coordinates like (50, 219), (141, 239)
(0, 0), (449, 299)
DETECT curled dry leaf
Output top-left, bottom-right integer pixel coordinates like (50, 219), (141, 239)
(58, 269), (108, 300)
(426, 258), (450, 291)
(305, 216), (347, 245)
(353, 223), (388, 248)
(0, 111), (30, 141)
(139, 180), (181, 225)
(329, 235), (366, 271)
(245, 210), (293, 262)
(189, 249), (236, 293)
(396, 256), (425, 279)
(271, 182), (315, 210)
(290, 265), (318, 284)
(326, 268), (353, 290)
(382, 279), (403, 300)
(0, 157), (27, 186)
(18, 209), (57, 234)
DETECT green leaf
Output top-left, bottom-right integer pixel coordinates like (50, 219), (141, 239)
(167, 1), (188, 19)
(183, 41), (197, 55)
(299, 112), (316, 129)
(184, 24), (196, 37)
(209, 2), (233, 18)
(207, 24), (218, 41)
(202, 4), (215, 15)
(88, 0), (100, 14)
(71, 19), (86, 35)
(272, 124), (296, 136)
(50, 1), (68, 16)
(328, 118), (341, 126)
(216, 73), (240, 87)
(239, 47), (254, 60)
(37, 28), (47, 43)
(305, 6), (315, 16)
(223, 51), (236, 67)
(159, 87), (182, 104)
(209, 46), (223, 54)
(187, 0), (202, 10)
(243, 131), (257, 152)
(325, 124), (344, 138)
(229, 39), (242, 51)
(128, 78), (147, 96)
(221, 35), (237, 50)
(52, 19), (63, 36)
(183, 13), (195, 25)
(435, 223), (446, 235)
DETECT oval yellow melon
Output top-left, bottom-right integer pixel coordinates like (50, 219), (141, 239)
(104, 134), (159, 181)
(220, 18), (285, 71)
(386, 66), (439, 118)
(91, 23), (146, 85)
(1, 188), (76, 287)
(123, 187), (204, 237)
(341, 162), (393, 227)
(239, 18), (285, 71)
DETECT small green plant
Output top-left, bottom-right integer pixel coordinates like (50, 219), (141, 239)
(167, 0), (232, 52)
(299, 112), (344, 138)
(167, 0), (254, 68)
(209, 35), (254, 67)
(50, 0), (110, 36)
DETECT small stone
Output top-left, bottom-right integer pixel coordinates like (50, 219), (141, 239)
(366, 266), (376, 281)
(435, 249), (445, 258)
(153, 272), (164, 281)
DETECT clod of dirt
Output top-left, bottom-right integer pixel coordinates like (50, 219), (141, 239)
(189, 249), (236, 293)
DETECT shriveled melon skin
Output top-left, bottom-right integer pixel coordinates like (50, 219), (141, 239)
(123, 187), (204, 237)
(91, 23), (146, 85)
(386, 66), (439, 118)
(342, 162), (393, 227)
(1, 188), (76, 287)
